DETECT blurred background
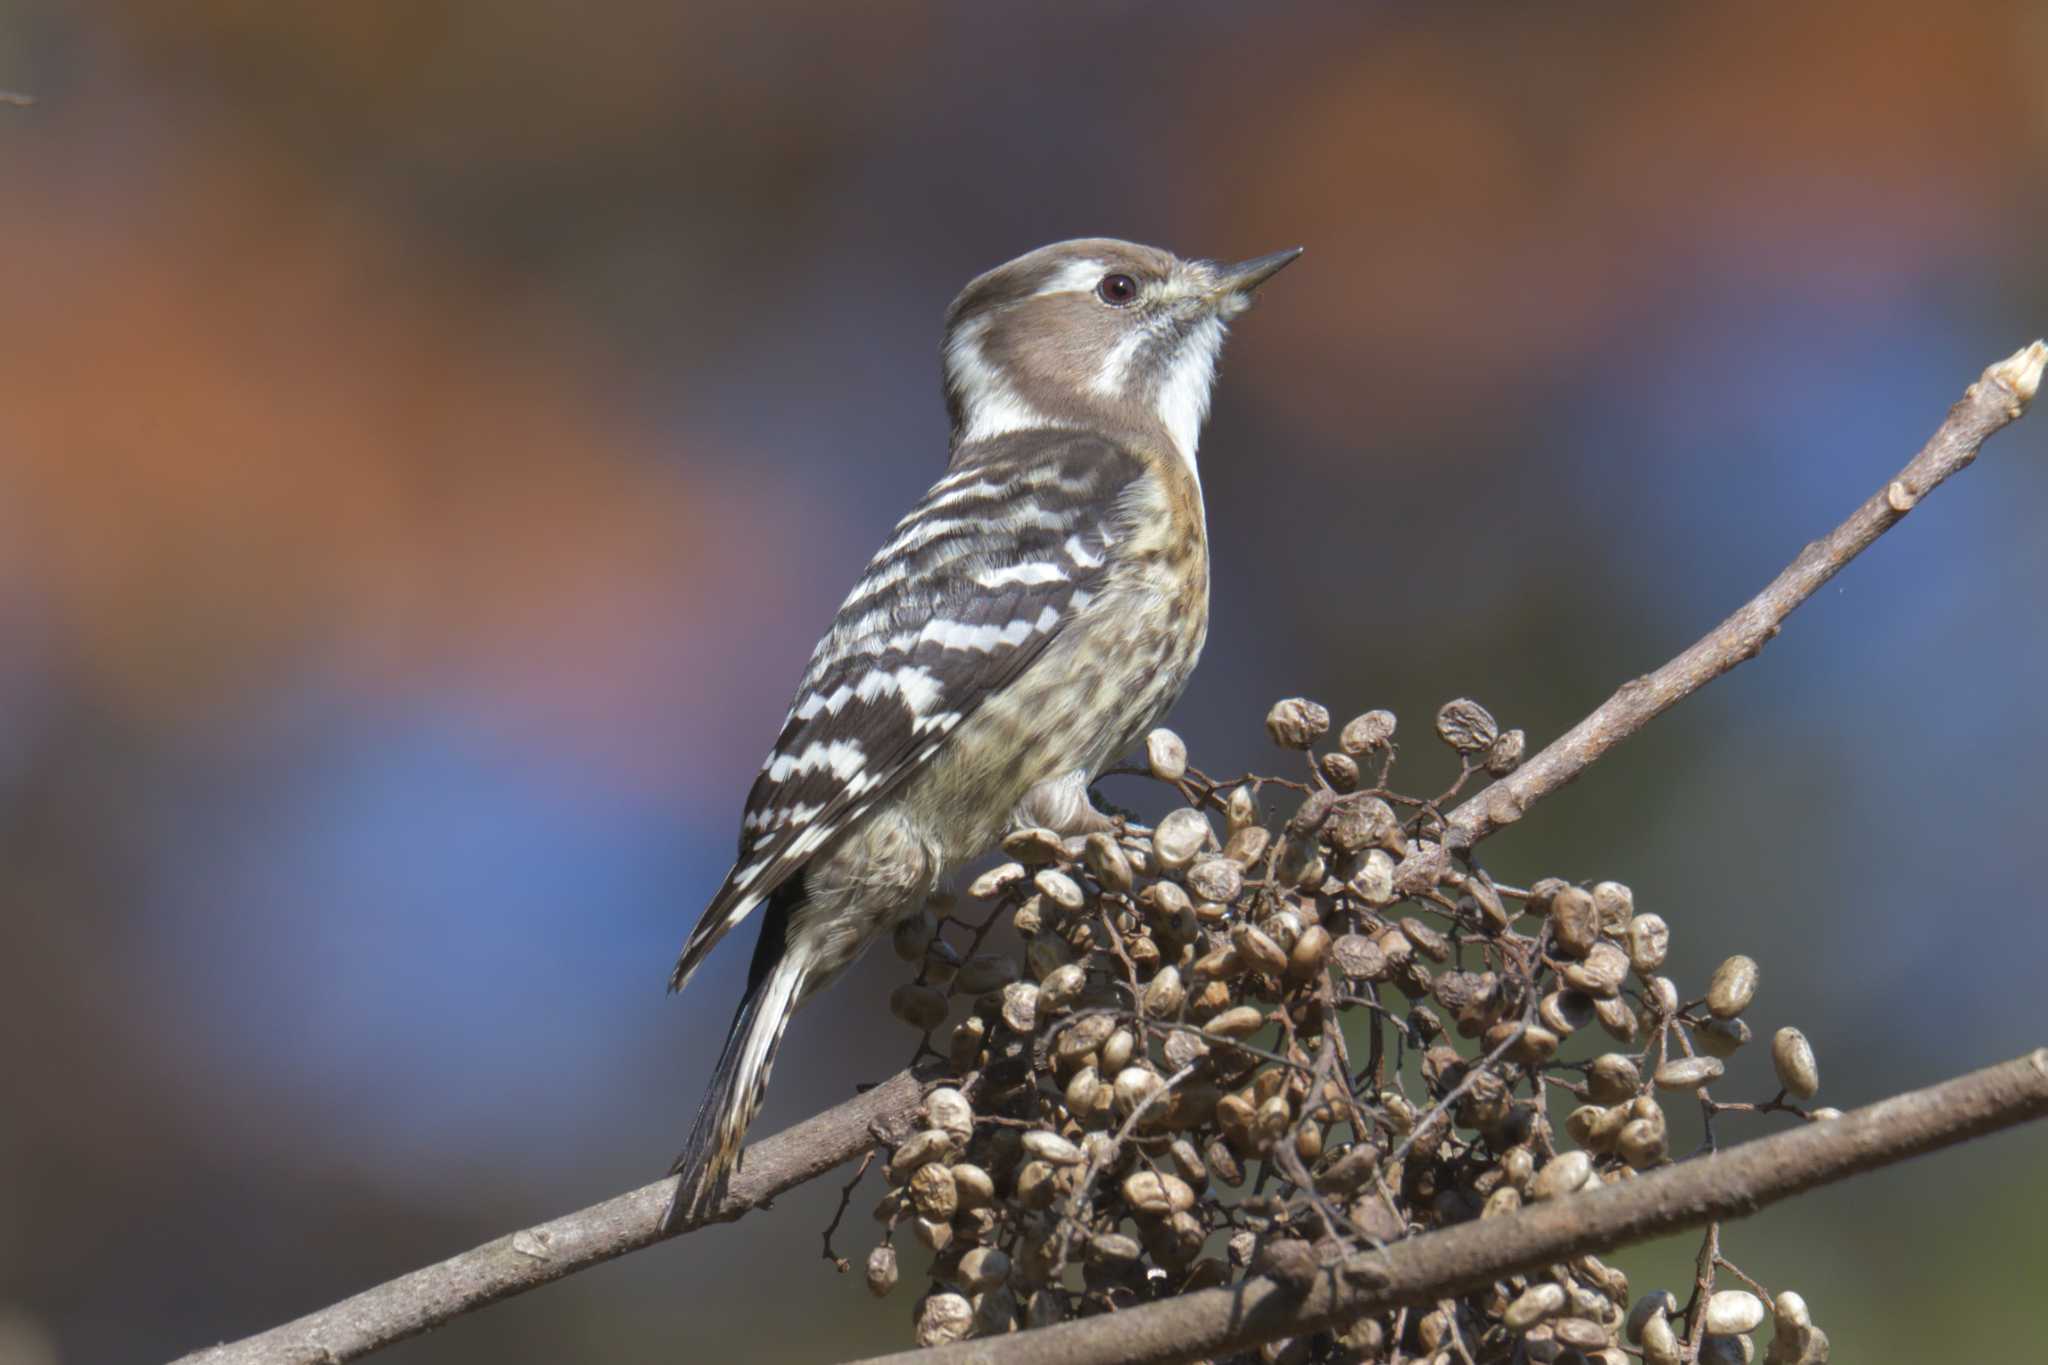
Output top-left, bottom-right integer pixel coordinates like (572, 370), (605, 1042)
(2, 2), (2045, 1361)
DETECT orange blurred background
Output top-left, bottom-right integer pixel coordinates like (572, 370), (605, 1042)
(2, 3), (2044, 1361)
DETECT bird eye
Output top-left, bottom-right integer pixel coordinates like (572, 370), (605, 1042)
(1095, 273), (1139, 307)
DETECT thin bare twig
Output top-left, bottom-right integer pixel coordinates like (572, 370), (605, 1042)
(169, 1068), (937, 1365)
(846, 1050), (2048, 1365)
(823, 1148), (881, 1273)
(1443, 341), (2046, 852)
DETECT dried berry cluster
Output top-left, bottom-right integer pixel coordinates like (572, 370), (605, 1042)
(851, 698), (1835, 1364)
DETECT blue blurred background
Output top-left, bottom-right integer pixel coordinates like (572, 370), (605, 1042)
(1, 3), (2044, 1361)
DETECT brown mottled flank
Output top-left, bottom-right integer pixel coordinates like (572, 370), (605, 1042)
(665, 238), (1294, 1227)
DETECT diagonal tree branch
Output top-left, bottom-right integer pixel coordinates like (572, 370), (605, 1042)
(166, 341), (2045, 1365)
(170, 1067), (935, 1365)
(1444, 341), (2046, 851)
(845, 1049), (2048, 1365)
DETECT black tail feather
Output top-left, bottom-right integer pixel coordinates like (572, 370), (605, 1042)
(664, 883), (799, 1231)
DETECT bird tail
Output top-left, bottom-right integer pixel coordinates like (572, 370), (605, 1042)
(664, 892), (807, 1231)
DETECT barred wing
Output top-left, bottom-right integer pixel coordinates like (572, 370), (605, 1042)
(669, 432), (1142, 991)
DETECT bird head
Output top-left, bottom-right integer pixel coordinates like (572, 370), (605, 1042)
(941, 238), (1301, 466)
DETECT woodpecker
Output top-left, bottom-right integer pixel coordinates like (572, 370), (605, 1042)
(665, 238), (1300, 1227)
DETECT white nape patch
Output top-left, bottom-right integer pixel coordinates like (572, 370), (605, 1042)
(972, 561), (1068, 589)
(945, 317), (1069, 446)
(766, 737), (867, 784)
(1153, 315), (1226, 470)
(1063, 533), (1107, 569)
(1034, 258), (1110, 296)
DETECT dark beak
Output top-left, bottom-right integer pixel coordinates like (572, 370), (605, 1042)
(1210, 247), (1304, 298)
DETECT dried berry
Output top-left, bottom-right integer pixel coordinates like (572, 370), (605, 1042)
(923, 1087), (973, 1143)
(865, 1243), (899, 1297)
(915, 1291), (973, 1347)
(1706, 954), (1760, 1019)
(1204, 1005), (1266, 1040)
(1695, 1016), (1751, 1058)
(909, 1161), (959, 1220)
(1037, 962), (1085, 1015)
(1505, 1283), (1568, 1331)
(1706, 1290), (1766, 1335)
(864, 701), (1839, 1357)
(1033, 867), (1086, 912)
(1001, 827), (1067, 865)
(967, 862), (1027, 900)
(1654, 1056), (1725, 1092)
(1435, 698), (1499, 753)
(1591, 880), (1634, 933)
(1484, 727), (1527, 775)
(1152, 807), (1213, 871)
(1146, 727), (1189, 782)
(1626, 912), (1670, 973)
(1339, 709), (1397, 754)
(1549, 885), (1600, 958)
(1772, 1026), (1820, 1099)
(1265, 697), (1331, 749)
(890, 983), (950, 1031)
(1187, 857), (1245, 905)
(1588, 1053), (1640, 1105)
(892, 911), (937, 963)
(1081, 832), (1133, 894)
(1530, 1150), (1593, 1202)
(1563, 942), (1630, 997)
(1318, 751), (1360, 791)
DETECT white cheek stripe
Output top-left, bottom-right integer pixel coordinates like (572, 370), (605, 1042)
(1089, 329), (1147, 397)
(1153, 315), (1225, 471)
